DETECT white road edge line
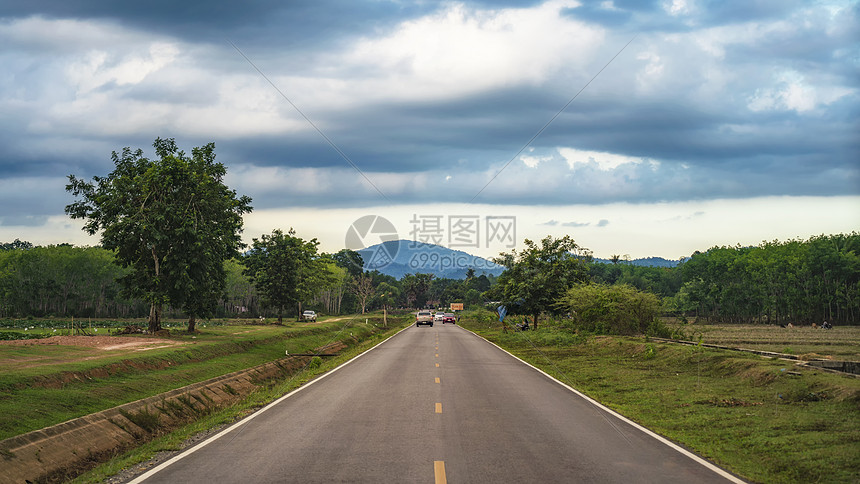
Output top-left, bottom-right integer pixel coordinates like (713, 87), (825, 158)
(128, 324), (413, 483)
(457, 326), (746, 484)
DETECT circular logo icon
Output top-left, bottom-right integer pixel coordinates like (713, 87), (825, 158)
(345, 215), (399, 270)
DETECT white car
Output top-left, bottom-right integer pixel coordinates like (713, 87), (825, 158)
(302, 310), (317, 322)
(433, 312), (445, 323)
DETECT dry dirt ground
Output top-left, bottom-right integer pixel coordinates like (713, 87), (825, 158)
(0, 335), (182, 350)
(0, 335), (187, 371)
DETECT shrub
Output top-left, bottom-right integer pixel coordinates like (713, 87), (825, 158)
(556, 283), (661, 335)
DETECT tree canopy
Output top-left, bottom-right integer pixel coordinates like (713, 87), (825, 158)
(491, 235), (591, 329)
(65, 138), (252, 332)
(243, 228), (322, 323)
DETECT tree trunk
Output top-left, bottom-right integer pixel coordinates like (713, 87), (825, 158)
(532, 312), (539, 330)
(187, 314), (197, 333)
(148, 303), (162, 333)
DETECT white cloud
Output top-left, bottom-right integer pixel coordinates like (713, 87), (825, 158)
(557, 147), (647, 171)
(520, 154), (552, 168)
(341, 1), (603, 102)
(600, 1), (619, 11)
(747, 70), (853, 113)
(66, 42), (179, 94)
(663, 0), (691, 16)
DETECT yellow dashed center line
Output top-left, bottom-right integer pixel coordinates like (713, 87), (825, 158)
(434, 461), (447, 484)
(435, 402), (442, 413)
(435, 363), (439, 367)
(435, 377), (440, 383)
(435, 353), (439, 357)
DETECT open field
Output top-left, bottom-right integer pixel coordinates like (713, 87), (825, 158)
(461, 312), (860, 483)
(671, 322), (860, 360)
(0, 313), (401, 442)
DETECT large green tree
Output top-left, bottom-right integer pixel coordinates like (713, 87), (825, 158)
(65, 138), (252, 333)
(243, 228), (321, 323)
(492, 235), (591, 329)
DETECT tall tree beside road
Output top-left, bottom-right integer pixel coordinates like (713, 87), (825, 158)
(492, 235), (591, 329)
(65, 138), (252, 333)
(244, 229), (320, 323)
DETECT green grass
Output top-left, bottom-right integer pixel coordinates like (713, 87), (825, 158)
(0, 314), (399, 441)
(461, 310), (860, 483)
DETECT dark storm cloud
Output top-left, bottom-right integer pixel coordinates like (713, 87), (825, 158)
(1, 1), (430, 51)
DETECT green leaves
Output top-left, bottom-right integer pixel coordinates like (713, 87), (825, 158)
(677, 233), (860, 324)
(492, 235), (591, 329)
(243, 228), (321, 323)
(65, 138), (252, 331)
(557, 283), (661, 335)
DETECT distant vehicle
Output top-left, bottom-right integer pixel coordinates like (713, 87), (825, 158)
(442, 313), (456, 324)
(416, 310), (433, 327)
(433, 312), (445, 323)
(302, 310), (317, 322)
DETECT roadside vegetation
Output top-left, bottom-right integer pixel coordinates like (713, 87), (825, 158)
(460, 309), (860, 483)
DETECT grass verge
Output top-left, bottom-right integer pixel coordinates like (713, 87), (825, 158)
(461, 310), (860, 484)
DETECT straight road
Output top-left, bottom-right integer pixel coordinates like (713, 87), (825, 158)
(131, 324), (741, 483)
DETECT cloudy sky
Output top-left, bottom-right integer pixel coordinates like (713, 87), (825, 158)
(1, 0), (857, 259)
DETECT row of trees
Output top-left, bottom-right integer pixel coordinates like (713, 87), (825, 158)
(666, 234), (859, 325)
(0, 241), (491, 324)
(2, 232), (857, 330)
(0, 245), (143, 318)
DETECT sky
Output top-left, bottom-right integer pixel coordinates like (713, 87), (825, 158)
(0, 0), (858, 260)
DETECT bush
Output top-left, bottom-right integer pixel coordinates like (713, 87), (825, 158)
(557, 283), (661, 335)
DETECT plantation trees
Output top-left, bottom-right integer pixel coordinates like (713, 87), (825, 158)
(677, 233), (860, 324)
(66, 138), (252, 333)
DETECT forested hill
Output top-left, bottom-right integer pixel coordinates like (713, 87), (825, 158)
(359, 240), (504, 279)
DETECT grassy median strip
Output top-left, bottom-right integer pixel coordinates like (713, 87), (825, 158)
(69, 315), (411, 484)
(460, 314), (860, 484)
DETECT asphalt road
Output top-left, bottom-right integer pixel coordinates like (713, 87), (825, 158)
(131, 323), (742, 483)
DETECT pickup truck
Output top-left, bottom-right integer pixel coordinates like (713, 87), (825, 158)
(416, 310), (433, 327)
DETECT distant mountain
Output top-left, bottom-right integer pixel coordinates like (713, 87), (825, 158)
(593, 256), (680, 268)
(358, 240), (505, 279)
